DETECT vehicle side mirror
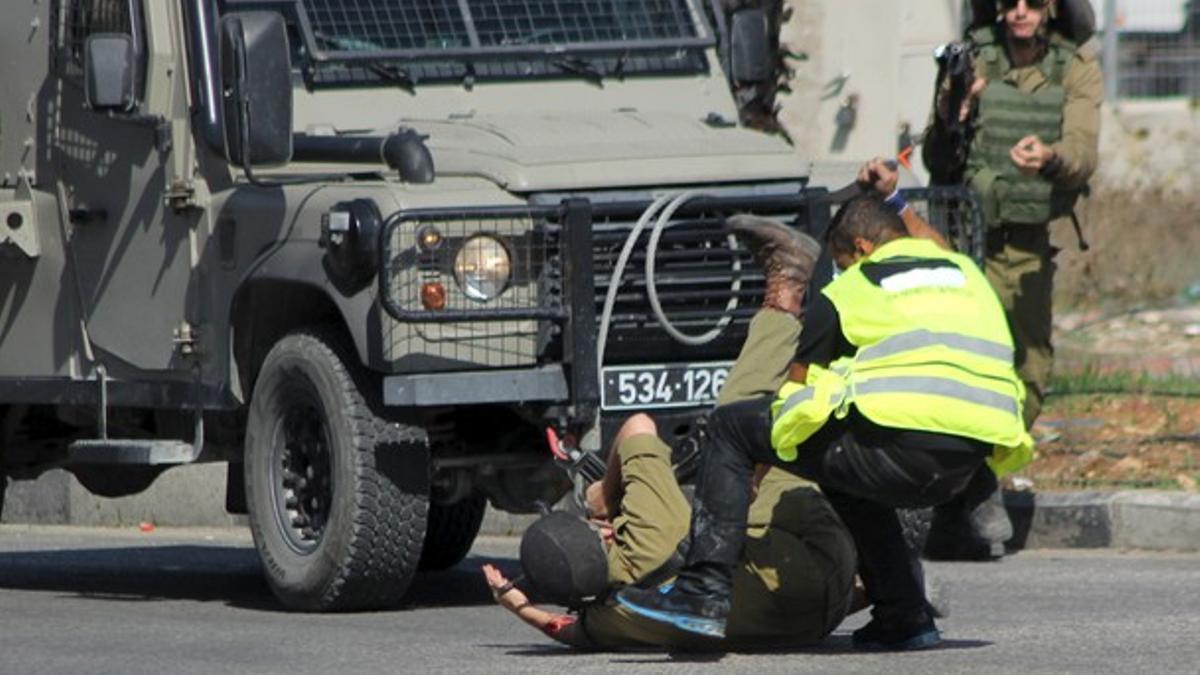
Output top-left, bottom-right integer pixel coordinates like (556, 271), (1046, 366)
(220, 11), (293, 167)
(730, 9), (772, 84)
(85, 34), (138, 112)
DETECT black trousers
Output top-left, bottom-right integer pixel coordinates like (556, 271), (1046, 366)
(679, 396), (991, 621)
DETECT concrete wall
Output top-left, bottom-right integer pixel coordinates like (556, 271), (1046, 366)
(3, 465), (243, 528)
(780, 0), (964, 183)
(1093, 99), (1199, 195)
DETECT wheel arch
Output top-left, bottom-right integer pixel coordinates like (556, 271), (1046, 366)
(229, 247), (381, 402)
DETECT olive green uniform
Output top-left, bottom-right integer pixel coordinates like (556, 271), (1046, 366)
(928, 28), (1102, 425)
(584, 310), (858, 650)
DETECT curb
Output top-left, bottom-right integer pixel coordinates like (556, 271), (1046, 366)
(1005, 490), (1200, 552)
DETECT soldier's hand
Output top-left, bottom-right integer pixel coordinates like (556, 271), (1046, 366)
(483, 564), (530, 612)
(961, 77), (987, 122)
(584, 480), (610, 521)
(750, 464), (770, 502)
(858, 157), (899, 196)
(1010, 134), (1056, 175)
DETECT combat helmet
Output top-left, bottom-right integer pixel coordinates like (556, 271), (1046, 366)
(519, 511), (609, 607)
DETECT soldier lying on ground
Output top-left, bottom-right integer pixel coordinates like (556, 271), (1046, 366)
(482, 234), (860, 650)
(483, 415), (858, 651)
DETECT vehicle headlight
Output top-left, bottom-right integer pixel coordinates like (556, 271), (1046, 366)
(453, 236), (512, 302)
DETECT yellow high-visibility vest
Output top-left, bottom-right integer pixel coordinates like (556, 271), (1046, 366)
(771, 238), (1034, 476)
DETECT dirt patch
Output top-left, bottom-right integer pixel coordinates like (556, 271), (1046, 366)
(1054, 304), (1200, 378)
(1052, 190), (1200, 310)
(1017, 393), (1200, 491)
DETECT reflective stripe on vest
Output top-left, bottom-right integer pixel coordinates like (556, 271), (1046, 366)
(776, 387), (816, 420)
(852, 376), (1020, 418)
(856, 330), (1014, 366)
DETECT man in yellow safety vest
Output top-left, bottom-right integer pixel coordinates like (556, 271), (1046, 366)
(618, 158), (1034, 651)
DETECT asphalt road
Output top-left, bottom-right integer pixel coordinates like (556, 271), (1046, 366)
(0, 525), (1196, 675)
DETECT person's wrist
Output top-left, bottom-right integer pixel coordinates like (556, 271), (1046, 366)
(1038, 153), (1063, 179)
(883, 189), (909, 214)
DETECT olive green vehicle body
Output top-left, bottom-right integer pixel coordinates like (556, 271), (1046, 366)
(0, 0), (814, 605)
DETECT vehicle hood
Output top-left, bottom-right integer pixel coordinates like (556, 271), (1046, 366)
(402, 111), (809, 192)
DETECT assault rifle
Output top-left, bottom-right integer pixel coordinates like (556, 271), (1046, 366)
(928, 41), (977, 186)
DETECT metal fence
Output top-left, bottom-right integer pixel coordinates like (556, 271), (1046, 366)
(1103, 0), (1200, 99)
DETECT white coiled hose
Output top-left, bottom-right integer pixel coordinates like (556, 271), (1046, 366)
(594, 192), (744, 386)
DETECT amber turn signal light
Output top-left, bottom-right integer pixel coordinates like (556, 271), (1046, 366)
(421, 282), (447, 310)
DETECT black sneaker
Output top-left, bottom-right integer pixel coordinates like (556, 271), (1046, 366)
(616, 582), (731, 639)
(852, 612), (942, 651)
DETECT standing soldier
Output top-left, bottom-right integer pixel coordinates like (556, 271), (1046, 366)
(922, 0), (1102, 560)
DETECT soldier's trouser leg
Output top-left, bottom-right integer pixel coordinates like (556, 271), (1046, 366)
(985, 225), (1056, 428)
(717, 310), (802, 405)
(606, 434), (692, 587)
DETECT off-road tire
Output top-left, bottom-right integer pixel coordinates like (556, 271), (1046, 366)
(419, 492), (487, 571)
(245, 327), (430, 612)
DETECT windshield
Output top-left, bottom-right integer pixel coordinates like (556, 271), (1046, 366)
(224, 0), (713, 86)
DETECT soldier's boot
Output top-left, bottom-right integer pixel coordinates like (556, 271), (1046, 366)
(724, 215), (822, 318)
(924, 466), (1013, 561)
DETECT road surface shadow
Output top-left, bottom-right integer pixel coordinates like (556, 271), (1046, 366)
(0, 545), (517, 612)
(0, 545), (269, 604)
(496, 634), (992, 659)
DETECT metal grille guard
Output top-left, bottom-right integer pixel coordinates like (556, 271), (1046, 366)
(376, 186), (985, 325)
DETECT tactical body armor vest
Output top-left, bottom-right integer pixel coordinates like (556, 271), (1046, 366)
(966, 26), (1082, 226)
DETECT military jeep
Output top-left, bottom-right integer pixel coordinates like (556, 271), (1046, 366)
(0, 0), (854, 611)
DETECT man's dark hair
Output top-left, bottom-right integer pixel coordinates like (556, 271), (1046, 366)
(825, 194), (908, 258)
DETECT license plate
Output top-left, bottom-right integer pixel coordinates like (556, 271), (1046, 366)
(600, 362), (733, 411)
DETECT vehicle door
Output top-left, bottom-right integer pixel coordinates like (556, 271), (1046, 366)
(54, 0), (196, 375)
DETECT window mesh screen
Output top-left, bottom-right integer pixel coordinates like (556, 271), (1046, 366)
(305, 1), (470, 51)
(224, 0), (709, 84)
(469, 0), (698, 45)
(300, 0), (698, 52)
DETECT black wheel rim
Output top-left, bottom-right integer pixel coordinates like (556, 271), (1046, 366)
(270, 393), (334, 554)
